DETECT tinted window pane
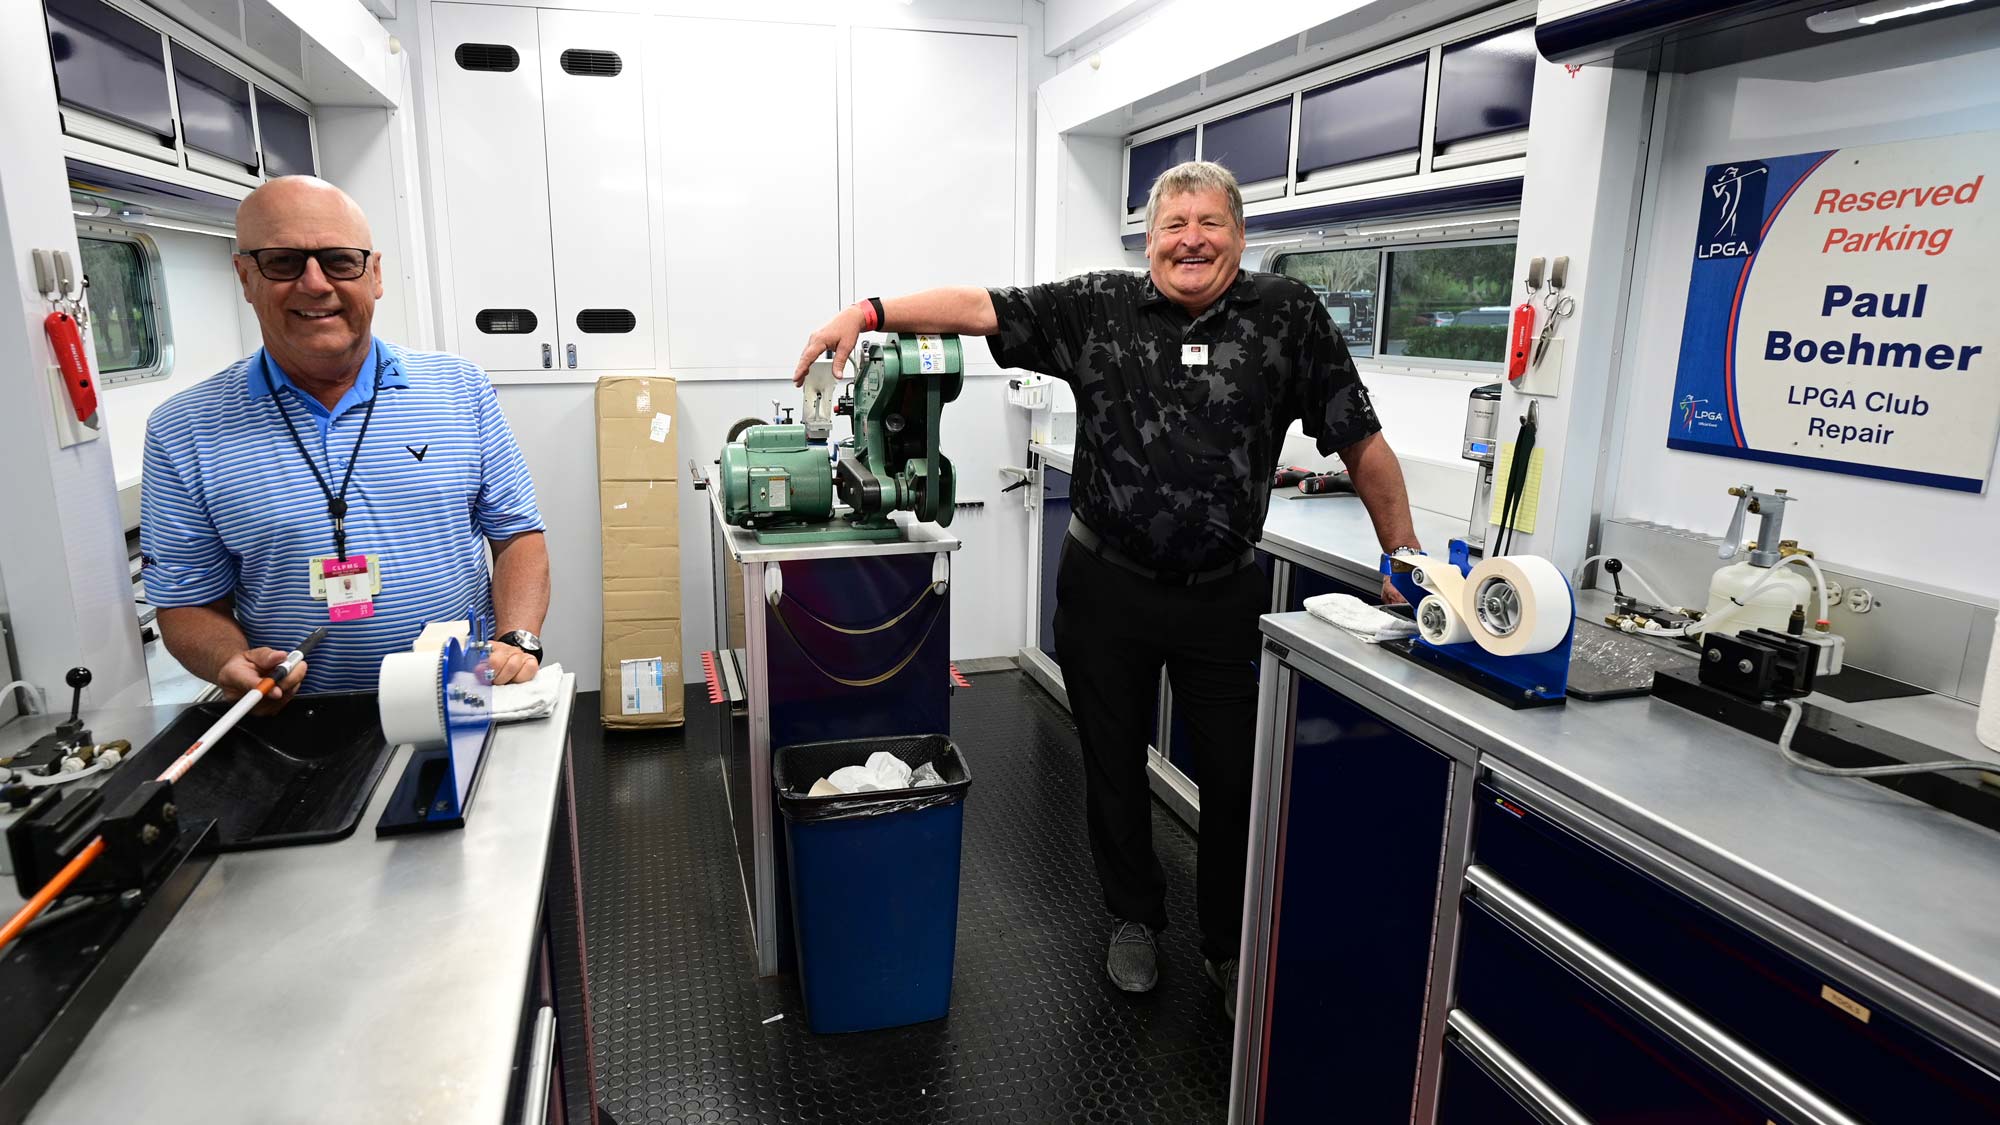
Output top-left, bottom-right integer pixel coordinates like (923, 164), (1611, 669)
(1202, 99), (1290, 187)
(1381, 242), (1516, 364)
(1296, 56), (1427, 177)
(1436, 25), (1537, 147)
(79, 237), (158, 373)
(172, 45), (255, 167)
(1274, 249), (1378, 358)
(1126, 129), (1196, 213)
(45, 0), (174, 140)
(256, 90), (314, 177)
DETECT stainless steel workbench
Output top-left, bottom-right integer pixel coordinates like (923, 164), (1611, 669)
(4, 676), (577, 1124)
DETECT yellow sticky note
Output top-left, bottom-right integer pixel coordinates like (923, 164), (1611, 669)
(1488, 443), (1545, 535)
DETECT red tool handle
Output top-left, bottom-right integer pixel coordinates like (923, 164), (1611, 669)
(44, 310), (97, 421)
(1507, 302), (1536, 382)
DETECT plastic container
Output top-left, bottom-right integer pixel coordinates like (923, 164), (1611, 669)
(1702, 560), (1811, 637)
(774, 734), (971, 1033)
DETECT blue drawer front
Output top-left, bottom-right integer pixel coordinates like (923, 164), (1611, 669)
(1038, 466), (1071, 659)
(1475, 784), (2000, 1123)
(1259, 678), (1452, 1120)
(1456, 901), (1792, 1123)
(1437, 1040), (1550, 1125)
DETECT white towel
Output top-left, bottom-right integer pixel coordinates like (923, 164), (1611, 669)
(491, 662), (565, 723)
(1304, 593), (1416, 644)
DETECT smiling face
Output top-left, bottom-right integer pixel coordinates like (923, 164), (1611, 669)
(233, 177), (383, 383)
(1145, 186), (1245, 315)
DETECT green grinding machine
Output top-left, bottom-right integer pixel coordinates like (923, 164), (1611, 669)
(720, 333), (963, 544)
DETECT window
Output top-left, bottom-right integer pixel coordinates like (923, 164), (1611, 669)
(172, 43), (257, 174)
(77, 230), (171, 384)
(1275, 238), (1517, 371)
(45, 0), (175, 154)
(1126, 129), (1196, 214)
(255, 89), (315, 177)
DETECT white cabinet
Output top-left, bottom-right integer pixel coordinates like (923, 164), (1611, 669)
(658, 18), (839, 371)
(850, 28), (1018, 368)
(431, 3), (654, 374)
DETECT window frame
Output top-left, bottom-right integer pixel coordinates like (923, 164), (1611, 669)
(1264, 220), (1519, 383)
(74, 222), (174, 386)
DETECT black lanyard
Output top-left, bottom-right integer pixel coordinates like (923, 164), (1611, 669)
(266, 352), (390, 563)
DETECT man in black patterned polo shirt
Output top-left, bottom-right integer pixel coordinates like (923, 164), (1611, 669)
(794, 161), (1420, 1021)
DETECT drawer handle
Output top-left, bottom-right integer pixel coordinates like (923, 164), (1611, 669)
(520, 1005), (556, 1125)
(1465, 866), (1862, 1125)
(1446, 1009), (1593, 1125)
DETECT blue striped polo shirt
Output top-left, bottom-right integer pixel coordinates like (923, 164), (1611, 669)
(140, 338), (544, 693)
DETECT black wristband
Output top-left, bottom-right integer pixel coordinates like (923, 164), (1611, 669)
(867, 297), (886, 332)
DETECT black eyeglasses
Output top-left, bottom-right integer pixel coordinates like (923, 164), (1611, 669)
(237, 247), (374, 282)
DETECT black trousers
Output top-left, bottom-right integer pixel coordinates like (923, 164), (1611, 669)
(1052, 534), (1264, 963)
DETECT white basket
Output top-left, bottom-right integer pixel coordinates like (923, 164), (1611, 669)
(1006, 376), (1054, 411)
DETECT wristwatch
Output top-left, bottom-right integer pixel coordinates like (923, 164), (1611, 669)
(496, 629), (544, 662)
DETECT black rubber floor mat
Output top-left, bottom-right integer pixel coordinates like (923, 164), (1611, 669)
(563, 670), (1232, 1123)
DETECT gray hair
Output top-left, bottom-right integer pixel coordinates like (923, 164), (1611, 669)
(1145, 160), (1244, 232)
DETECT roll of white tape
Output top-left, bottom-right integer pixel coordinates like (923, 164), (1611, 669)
(1416, 594), (1473, 645)
(1463, 555), (1573, 657)
(1406, 558), (1470, 605)
(378, 649), (448, 747)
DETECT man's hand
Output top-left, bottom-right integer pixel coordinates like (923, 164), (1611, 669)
(1379, 575), (1407, 606)
(795, 305), (867, 386)
(486, 641), (541, 686)
(215, 647), (308, 715)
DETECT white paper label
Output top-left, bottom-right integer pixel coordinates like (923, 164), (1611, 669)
(635, 390), (651, 412)
(769, 477), (790, 508)
(649, 412), (672, 443)
(917, 334), (948, 374)
(620, 657), (665, 715)
(1182, 344), (1209, 366)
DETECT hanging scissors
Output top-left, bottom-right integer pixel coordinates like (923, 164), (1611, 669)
(1532, 291), (1576, 369)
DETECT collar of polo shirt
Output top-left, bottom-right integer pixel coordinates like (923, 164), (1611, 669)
(1140, 268), (1260, 312)
(248, 336), (411, 418)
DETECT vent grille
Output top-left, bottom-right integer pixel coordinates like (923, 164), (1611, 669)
(454, 43), (520, 73)
(560, 49), (622, 77)
(476, 308), (538, 334)
(575, 308), (636, 334)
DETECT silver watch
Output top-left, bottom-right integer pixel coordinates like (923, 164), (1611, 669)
(496, 629), (544, 660)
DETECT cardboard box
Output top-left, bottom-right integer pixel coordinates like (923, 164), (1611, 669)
(597, 375), (682, 728)
(602, 619), (684, 728)
(596, 376), (679, 482)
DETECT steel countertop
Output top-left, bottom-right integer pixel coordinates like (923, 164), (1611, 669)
(10, 676), (577, 1124)
(1260, 610), (2000, 1047)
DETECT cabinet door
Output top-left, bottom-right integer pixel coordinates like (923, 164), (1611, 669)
(539, 8), (654, 372)
(432, 2), (558, 373)
(850, 28), (1017, 368)
(659, 18), (838, 371)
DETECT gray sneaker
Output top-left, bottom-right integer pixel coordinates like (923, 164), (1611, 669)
(1106, 921), (1159, 992)
(1205, 957), (1240, 1022)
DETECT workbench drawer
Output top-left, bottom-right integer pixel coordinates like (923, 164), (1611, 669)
(1439, 1012), (1588, 1125)
(1473, 782), (2000, 1124)
(1455, 895), (1807, 1123)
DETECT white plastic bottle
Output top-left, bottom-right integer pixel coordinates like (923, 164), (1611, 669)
(1703, 560), (1811, 637)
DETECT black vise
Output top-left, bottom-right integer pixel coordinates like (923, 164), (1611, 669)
(7, 780), (181, 900)
(1698, 628), (1817, 703)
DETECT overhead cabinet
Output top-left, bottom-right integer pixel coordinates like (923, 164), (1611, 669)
(431, 3), (655, 374)
(43, 0), (318, 186)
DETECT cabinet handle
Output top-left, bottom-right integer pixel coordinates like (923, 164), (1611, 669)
(541, 343), (552, 369)
(519, 1005), (556, 1125)
(1445, 1010), (1593, 1125)
(1464, 867), (1862, 1125)
(565, 343), (577, 369)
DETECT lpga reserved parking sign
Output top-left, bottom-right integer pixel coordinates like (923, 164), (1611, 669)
(1668, 131), (2000, 492)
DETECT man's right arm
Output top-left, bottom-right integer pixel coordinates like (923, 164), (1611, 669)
(157, 599), (307, 711)
(794, 288), (999, 384)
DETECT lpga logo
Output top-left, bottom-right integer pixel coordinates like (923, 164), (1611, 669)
(1679, 395), (1726, 431)
(1696, 162), (1769, 260)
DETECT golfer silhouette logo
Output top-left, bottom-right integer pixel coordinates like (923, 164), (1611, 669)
(1697, 162), (1768, 259)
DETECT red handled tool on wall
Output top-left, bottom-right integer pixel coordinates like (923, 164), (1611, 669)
(45, 309), (97, 425)
(1508, 255), (1546, 383)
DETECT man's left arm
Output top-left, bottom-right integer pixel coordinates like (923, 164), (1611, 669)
(468, 368), (551, 684)
(1336, 432), (1420, 604)
(489, 531), (550, 684)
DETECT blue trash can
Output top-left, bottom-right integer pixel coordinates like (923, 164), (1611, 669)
(774, 734), (970, 1034)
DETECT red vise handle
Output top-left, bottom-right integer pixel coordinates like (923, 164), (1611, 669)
(1506, 302), (1536, 382)
(44, 310), (96, 422)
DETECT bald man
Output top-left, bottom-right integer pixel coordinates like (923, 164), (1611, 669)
(140, 176), (550, 709)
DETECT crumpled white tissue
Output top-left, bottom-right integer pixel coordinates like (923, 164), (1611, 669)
(1304, 593), (1417, 644)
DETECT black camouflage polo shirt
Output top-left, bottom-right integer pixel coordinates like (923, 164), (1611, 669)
(987, 269), (1381, 573)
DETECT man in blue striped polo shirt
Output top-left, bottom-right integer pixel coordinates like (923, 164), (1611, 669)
(141, 176), (549, 708)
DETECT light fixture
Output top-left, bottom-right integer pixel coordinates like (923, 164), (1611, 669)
(1808, 0), (1980, 33)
